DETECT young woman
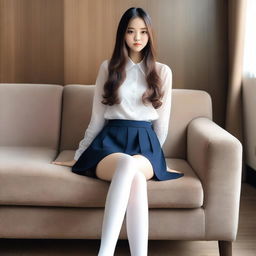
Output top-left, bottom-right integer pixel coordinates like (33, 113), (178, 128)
(53, 7), (184, 256)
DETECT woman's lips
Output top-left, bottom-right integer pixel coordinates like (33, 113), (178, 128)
(134, 43), (142, 46)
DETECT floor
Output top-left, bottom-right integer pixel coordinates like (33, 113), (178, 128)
(0, 182), (255, 256)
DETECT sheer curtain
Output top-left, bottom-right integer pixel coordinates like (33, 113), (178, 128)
(243, 0), (256, 78)
(225, 0), (247, 180)
(242, 0), (256, 178)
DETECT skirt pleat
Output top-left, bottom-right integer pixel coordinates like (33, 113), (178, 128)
(71, 119), (184, 181)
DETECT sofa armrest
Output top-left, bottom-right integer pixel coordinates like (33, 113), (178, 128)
(187, 117), (243, 240)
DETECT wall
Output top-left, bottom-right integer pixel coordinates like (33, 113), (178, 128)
(0, 0), (228, 126)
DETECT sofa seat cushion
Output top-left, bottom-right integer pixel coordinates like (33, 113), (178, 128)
(0, 149), (203, 209)
(0, 146), (57, 163)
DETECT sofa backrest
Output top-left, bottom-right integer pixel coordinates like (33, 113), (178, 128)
(60, 84), (212, 159)
(0, 83), (63, 149)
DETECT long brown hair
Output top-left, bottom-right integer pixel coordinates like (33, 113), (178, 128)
(101, 7), (164, 109)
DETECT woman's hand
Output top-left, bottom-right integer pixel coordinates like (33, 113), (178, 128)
(52, 159), (77, 167)
(167, 167), (183, 174)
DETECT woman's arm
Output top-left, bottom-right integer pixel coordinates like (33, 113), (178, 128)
(52, 60), (109, 166)
(52, 159), (77, 167)
(73, 60), (109, 161)
(152, 65), (173, 147)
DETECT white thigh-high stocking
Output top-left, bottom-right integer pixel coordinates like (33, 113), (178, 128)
(98, 154), (138, 256)
(126, 171), (149, 256)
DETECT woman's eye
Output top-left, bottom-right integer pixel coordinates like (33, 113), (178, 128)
(127, 30), (147, 34)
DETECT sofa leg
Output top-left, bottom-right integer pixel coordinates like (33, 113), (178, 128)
(218, 240), (232, 256)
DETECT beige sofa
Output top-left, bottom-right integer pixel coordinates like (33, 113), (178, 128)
(0, 83), (243, 256)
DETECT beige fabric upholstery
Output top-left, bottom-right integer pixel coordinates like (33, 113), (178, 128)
(0, 83), (62, 148)
(0, 147), (203, 208)
(187, 117), (243, 239)
(0, 206), (205, 239)
(0, 83), (243, 241)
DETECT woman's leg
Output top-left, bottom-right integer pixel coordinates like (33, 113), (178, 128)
(97, 153), (138, 256)
(126, 170), (149, 256)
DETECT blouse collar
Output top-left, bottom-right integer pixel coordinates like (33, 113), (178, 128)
(126, 56), (146, 76)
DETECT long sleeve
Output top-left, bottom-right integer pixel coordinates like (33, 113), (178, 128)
(152, 65), (173, 147)
(74, 60), (109, 161)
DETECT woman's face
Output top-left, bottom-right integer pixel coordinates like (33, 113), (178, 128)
(125, 17), (149, 55)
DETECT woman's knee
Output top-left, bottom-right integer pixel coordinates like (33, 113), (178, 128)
(132, 171), (147, 187)
(116, 153), (137, 169)
(95, 152), (137, 181)
(131, 154), (154, 180)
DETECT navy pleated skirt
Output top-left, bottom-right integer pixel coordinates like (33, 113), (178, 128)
(71, 119), (184, 181)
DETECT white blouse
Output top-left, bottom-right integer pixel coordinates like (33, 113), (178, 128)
(74, 56), (173, 161)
